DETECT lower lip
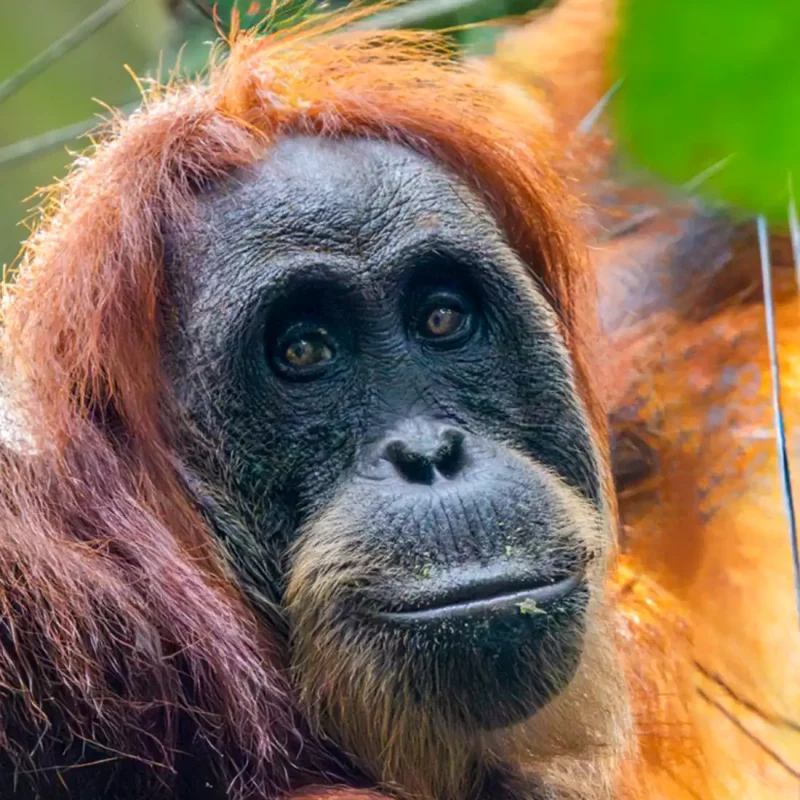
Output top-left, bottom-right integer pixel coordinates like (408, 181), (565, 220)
(375, 575), (580, 623)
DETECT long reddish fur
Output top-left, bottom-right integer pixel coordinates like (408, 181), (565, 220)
(499, 2), (800, 797)
(4, 2), (795, 799)
(0, 10), (606, 799)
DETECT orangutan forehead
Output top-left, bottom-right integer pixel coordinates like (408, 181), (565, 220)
(200, 135), (492, 241)
(165, 135), (529, 293)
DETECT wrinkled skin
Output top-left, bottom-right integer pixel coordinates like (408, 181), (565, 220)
(164, 135), (611, 757)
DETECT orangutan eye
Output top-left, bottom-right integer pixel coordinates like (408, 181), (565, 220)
(285, 336), (332, 367)
(416, 290), (474, 345)
(273, 323), (336, 378)
(424, 306), (465, 338)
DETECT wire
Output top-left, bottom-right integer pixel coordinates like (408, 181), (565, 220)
(757, 215), (800, 628)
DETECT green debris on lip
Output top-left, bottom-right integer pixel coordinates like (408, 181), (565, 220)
(516, 597), (547, 616)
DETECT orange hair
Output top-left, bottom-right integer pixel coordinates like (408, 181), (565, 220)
(0, 9), (611, 800)
(488, 1), (800, 797)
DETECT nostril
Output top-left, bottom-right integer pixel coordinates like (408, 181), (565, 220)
(434, 429), (467, 479)
(383, 440), (436, 485)
(377, 424), (469, 484)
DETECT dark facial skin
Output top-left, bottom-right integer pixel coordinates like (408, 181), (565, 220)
(164, 136), (608, 733)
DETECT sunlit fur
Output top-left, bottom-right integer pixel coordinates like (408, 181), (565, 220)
(287, 460), (630, 800)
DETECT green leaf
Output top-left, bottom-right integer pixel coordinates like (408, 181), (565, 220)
(613, 0), (800, 221)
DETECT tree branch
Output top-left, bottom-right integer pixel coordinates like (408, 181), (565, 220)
(0, 0), (137, 106)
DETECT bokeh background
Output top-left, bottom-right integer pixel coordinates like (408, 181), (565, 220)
(0, 0), (547, 269)
(0, 0), (167, 267)
(4, 0), (798, 267)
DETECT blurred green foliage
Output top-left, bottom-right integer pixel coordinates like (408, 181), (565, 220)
(0, 0), (541, 270)
(5, 0), (799, 269)
(0, 0), (169, 267)
(614, 0), (800, 223)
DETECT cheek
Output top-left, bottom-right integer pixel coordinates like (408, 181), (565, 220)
(435, 339), (601, 504)
(228, 394), (365, 524)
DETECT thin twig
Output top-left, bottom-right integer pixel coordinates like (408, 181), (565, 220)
(596, 208), (660, 243)
(0, 0), (500, 169)
(789, 176), (800, 289)
(185, 0), (216, 23)
(0, 102), (139, 168)
(697, 687), (800, 779)
(346, 0), (491, 31)
(575, 78), (624, 137)
(682, 154), (734, 193)
(0, 0), (137, 107)
(757, 215), (800, 628)
(597, 157), (734, 243)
